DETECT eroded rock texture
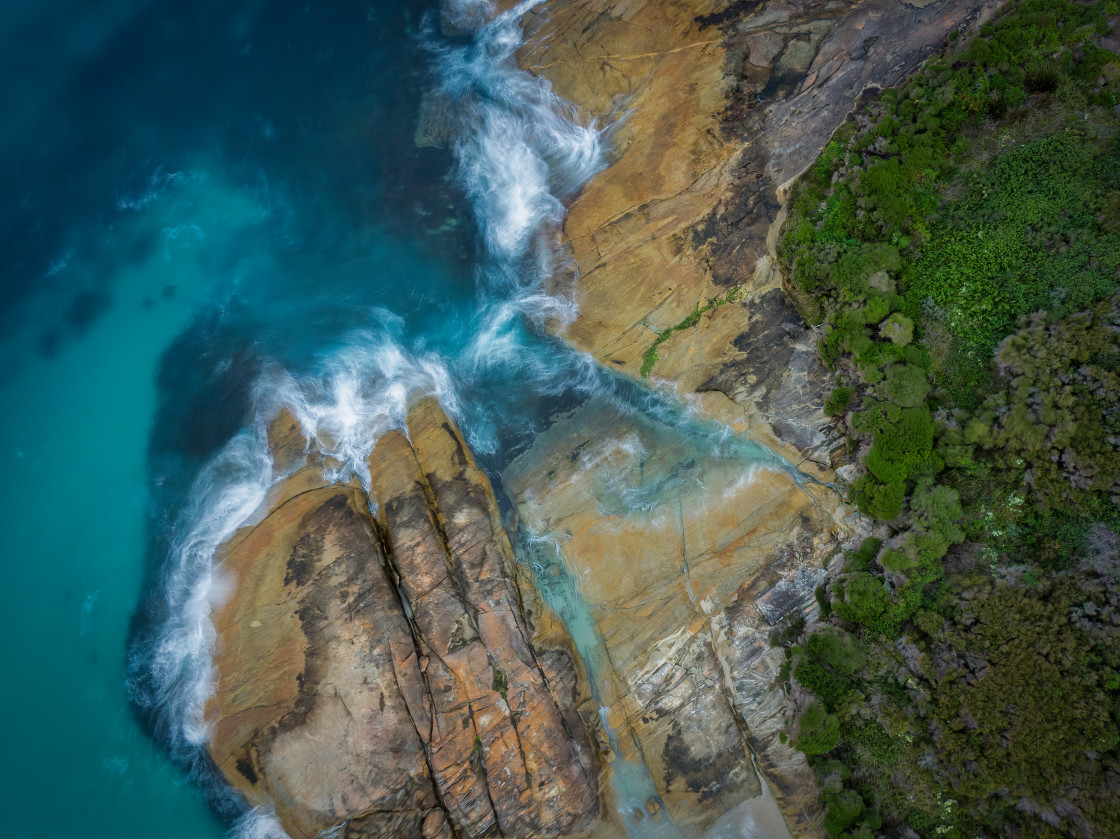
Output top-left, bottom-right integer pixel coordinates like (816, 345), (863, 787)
(503, 399), (835, 835)
(519, 0), (996, 469)
(206, 398), (600, 839)
(498, 0), (1001, 833)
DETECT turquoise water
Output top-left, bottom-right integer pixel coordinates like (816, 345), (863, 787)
(0, 1), (795, 836)
(0, 2), (464, 836)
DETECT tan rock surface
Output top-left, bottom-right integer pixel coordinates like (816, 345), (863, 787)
(519, 0), (996, 469)
(497, 0), (1000, 833)
(503, 398), (837, 834)
(206, 400), (600, 839)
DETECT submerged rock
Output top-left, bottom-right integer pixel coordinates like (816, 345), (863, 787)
(205, 398), (600, 839)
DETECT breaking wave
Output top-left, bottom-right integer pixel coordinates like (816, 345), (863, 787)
(128, 1), (611, 834)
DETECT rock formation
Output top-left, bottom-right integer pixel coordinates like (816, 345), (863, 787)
(204, 1), (1006, 836)
(205, 398), (600, 839)
(518, 0), (997, 468)
(503, 397), (836, 835)
(494, 0), (1000, 833)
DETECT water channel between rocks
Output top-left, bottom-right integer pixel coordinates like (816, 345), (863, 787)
(1, 0), (853, 836)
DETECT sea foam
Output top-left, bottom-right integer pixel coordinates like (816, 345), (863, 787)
(130, 1), (609, 834)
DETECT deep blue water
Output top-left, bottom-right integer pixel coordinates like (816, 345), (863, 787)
(0, 1), (790, 836)
(0, 2), (467, 836)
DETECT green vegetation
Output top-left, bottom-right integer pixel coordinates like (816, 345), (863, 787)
(639, 285), (743, 377)
(492, 666), (509, 703)
(777, 2), (1120, 836)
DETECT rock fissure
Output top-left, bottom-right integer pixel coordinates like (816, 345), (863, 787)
(206, 402), (600, 839)
(375, 522), (457, 830)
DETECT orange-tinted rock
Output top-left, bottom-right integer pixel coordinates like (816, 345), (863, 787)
(206, 400), (599, 838)
(502, 0), (994, 833)
(502, 398), (838, 835)
(518, 0), (993, 469)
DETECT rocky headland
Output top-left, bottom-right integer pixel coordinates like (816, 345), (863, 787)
(501, 0), (996, 833)
(202, 0), (1003, 836)
(205, 399), (600, 838)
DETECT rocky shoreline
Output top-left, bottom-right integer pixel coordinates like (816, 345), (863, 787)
(506, 0), (997, 833)
(206, 401), (600, 838)
(200, 1), (1004, 836)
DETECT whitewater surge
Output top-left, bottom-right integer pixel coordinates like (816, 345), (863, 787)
(128, 332), (455, 752)
(432, 0), (607, 270)
(130, 1), (613, 833)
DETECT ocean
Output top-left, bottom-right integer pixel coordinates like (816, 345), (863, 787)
(0, 1), (788, 836)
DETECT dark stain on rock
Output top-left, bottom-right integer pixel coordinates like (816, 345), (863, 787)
(287, 495), (354, 585)
(661, 719), (747, 803)
(236, 756), (259, 785)
(441, 421), (468, 468)
(698, 289), (800, 407)
(695, 0), (762, 30)
(285, 528), (324, 587)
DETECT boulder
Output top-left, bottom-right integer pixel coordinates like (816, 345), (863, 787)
(206, 399), (600, 839)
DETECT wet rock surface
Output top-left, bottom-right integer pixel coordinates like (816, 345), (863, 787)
(502, 398), (838, 835)
(205, 398), (600, 839)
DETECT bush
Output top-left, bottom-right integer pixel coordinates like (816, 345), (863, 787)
(798, 702), (841, 754)
(823, 789), (865, 835)
(878, 312), (913, 346)
(854, 476), (906, 521)
(834, 572), (893, 632)
(881, 364), (930, 408)
(825, 386), (855, 416)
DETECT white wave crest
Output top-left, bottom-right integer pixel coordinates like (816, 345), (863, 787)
(258, 331), (457, 490)
(131, 332), (456, 839)
(134, 429), (272, 752)
(230, 806), (290, 839)
(430, 0), (606, 267)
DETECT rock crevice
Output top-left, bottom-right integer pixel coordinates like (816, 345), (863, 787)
(206, 398), (600, 839)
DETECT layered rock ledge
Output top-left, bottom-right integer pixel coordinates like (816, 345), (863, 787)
(520, 0), (996, 469)
(499, 0), (999, 833)
(205, 398), (600, 839)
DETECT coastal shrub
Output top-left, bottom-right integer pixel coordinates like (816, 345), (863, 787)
(905, 131), (1120, 356)
(815, 584), (833, 618)
(781, 1), (1120, 835)
(798, 702), (841, 754)
(879, 547), (917, 572)
(793, 628), (865, 708)
(864, 405), (935, 486)
(823, 789), (865, 835)
(825, 386), (855, 416)
(854, 476), (905, 521)
(898, 481), (964, 568)
(834, 572), (892, 633)
(881, 364), (929, 408)
(809, 629), (865, 676)
(971, 296), (1120, 512)
(848, 537), (883, 570)
(878, 312), (913, 346)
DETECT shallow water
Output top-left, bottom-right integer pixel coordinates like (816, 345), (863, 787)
(1, 1), (797, 836)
